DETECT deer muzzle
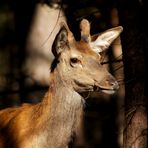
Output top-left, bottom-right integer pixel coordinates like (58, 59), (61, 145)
(94, 75), (119, 94)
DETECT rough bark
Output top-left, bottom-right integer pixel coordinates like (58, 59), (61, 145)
(117, 0), (148, 147)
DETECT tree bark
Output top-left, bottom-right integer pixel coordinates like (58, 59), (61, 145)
(117, 0), (148, 147)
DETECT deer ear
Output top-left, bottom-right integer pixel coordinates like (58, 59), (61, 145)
(52, 26), (69, 57)
(90, 26), (123, 53)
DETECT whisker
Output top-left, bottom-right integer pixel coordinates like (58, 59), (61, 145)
(101, 59), (123, 65)
(111, 54), (123, 62)
(117, 79), (124, 82)
(124, 78), (136, 84)
(101, 54), (123, 64)
(118, 78), (136, 86)
(113, 65), (124, 72)
(111, 43), (122, 45)
(118, 82), (125, 86)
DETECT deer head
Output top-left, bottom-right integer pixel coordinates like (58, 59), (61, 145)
(51, 19), (123, 95)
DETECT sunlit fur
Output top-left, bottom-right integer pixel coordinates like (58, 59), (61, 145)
(0, 19), (122, 148)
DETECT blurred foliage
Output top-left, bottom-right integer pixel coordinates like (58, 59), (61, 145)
(0, 4), (15, 44)
(0, 5), (13, 90)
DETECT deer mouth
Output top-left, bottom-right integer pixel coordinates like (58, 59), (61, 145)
(93, 85), (118, 95)
(100, 88), (116, 94)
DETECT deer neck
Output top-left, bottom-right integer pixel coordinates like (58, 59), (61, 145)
(37, 69), (83, 146)
(37, 67), (83, 122)
(47, 68), (83, 108)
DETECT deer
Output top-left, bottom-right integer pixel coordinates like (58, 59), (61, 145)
(0, 19), (123, 148)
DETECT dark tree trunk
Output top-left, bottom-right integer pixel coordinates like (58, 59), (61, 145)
(117, 0), (147, 148)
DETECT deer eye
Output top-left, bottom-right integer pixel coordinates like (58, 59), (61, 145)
(70, 58), (79, 64)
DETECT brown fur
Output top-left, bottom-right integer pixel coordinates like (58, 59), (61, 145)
(0, 19), (122, 148)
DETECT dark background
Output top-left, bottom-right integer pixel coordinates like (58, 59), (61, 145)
(0, 0), (147, 148)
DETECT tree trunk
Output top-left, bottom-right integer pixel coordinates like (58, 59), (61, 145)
(24, 2), (66, 86)
(117, 0), (148, 147)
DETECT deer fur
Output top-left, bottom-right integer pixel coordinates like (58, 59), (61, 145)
(0, 19), (123, 148)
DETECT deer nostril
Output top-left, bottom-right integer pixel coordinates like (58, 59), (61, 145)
(107, 77), (119, 90)
(112, 81), (119, 90)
